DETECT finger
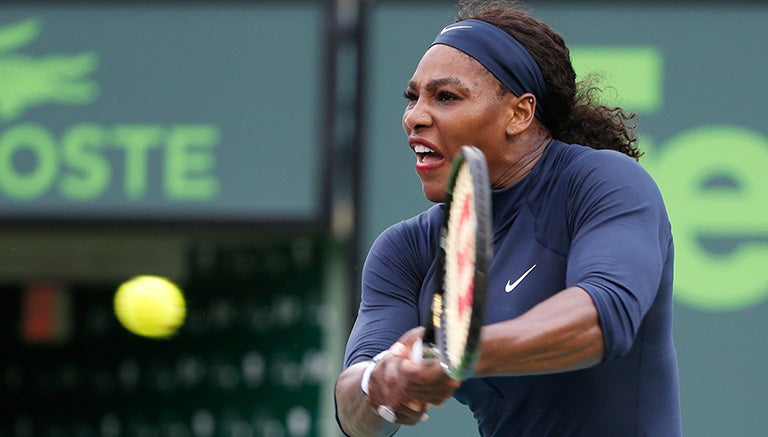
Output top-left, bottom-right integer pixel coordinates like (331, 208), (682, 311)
(403, 377), (460, 405)
(407, 389), (455, 407)
(401, 353), (444, 374)
(389, 341), (407, 358)
(401, 358), (460, 389)
(369, 399), (418, 426)
(404, 399), (424, 411)
(392, 400), (430, 426)
(396, 326), (426, 350)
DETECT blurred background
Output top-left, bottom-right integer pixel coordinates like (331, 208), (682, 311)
(0, 0), (766, 436)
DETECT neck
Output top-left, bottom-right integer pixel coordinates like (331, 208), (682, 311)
(491, 130), (551, 190)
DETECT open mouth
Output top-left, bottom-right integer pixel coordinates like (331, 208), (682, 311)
(413, 144), (444, 163)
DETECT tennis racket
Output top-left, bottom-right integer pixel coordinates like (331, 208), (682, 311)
(410, 145), (492, 380)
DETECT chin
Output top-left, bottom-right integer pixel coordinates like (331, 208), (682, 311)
(422, 185), (446, 203)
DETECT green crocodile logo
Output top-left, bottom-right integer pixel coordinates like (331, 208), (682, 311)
(0, 18), (98, 123)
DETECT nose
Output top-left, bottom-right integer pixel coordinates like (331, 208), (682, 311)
(403, 107), (431, 132)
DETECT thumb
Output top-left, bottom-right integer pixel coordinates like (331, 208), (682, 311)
(392, 326), (426, 357)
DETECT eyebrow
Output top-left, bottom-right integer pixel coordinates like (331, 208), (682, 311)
(407, 77), (471, 93)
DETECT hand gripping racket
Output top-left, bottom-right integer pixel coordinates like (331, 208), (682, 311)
(411, 145), (492, 379)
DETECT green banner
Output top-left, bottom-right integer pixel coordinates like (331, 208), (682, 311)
(0, 4), (323, 223)
(571, 42), (768, 312)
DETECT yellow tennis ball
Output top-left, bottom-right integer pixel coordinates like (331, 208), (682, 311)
(114, 275), (186, 339)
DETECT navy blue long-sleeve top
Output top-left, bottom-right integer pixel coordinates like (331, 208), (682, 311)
(343, 140), (682, 436)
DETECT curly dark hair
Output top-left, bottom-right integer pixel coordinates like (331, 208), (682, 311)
(456, 0), (642, 160)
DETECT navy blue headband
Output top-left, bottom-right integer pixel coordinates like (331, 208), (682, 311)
(431, 19), (547, 120)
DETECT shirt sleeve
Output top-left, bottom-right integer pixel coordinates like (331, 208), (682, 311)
(343, 209), (439, 368)
(565, 150), (673, 360)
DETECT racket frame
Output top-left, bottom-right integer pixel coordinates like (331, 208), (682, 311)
(417, 145), (492, 380)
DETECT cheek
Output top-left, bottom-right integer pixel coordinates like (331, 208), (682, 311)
(460, 105), (506, 137)
(458, 119), (506, 153)
(449, 116), (487, 144)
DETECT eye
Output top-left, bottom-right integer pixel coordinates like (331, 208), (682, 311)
(403, 90), (417, 101)
(437, 91), (459, 102)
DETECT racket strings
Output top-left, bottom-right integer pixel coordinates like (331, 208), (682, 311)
(444, 164), (477, 370)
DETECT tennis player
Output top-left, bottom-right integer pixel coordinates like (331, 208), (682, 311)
(335, 1), (682, 435)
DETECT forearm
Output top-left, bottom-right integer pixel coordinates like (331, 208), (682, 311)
(335, 362), (399, 437)
(475, 286), (605, 376)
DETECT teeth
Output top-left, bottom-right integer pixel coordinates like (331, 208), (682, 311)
(413, 145), (435, 154)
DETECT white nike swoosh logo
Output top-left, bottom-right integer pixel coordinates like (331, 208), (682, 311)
(440, 25), (473, 35)
(505, 265), (536, 293)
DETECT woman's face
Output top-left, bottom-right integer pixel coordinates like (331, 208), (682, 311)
(403, 44), (514, 202)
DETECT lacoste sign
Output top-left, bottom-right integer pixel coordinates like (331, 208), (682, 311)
(0, 18), (221, 203)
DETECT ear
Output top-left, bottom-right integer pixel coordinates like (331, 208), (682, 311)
(505, 93), (537, 136)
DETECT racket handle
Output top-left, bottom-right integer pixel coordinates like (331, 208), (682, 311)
(410, 338), (439, 364)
